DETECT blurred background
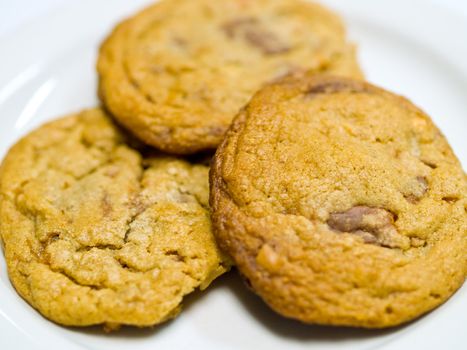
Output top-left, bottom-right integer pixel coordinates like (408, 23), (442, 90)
(1, 0), (467, 38)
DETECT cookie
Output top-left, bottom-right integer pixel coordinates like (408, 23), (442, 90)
(0, 108), (229, 329)
(97, 0), (363, 154)
(210, 75), (467, 328)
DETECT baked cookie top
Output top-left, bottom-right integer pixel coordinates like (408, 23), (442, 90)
(210, 75), (467, 328)
(97, 0), (363, 154)
(0, 109), (228, 329)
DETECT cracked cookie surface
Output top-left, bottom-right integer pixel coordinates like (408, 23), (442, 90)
(0, 108), (228, 328)
(97, 0), (363, 154)
(210, 75), (467, 328)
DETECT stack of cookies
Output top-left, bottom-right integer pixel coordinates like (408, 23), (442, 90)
(0, 0), (465, 332)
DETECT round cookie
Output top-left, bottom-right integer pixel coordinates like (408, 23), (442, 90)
(210, 75), (467, 328)
(0, 109), (229, 329)
(97, 0), (363, 154)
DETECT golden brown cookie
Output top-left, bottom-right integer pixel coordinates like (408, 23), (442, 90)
(97, 0), (363, 154)
(210, 75), (467, 328)
(0, 108), (229, 329)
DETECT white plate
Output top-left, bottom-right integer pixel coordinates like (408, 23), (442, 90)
(0, 0), (466, 349)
